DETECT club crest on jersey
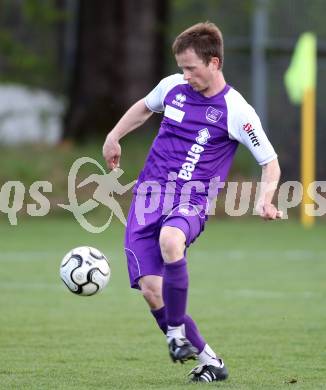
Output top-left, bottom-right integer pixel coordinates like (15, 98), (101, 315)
(206, 106), (223, 123)
(172, 93), (186, 108)
(243, 123), (260, 147)
(196, 128), (210, 145)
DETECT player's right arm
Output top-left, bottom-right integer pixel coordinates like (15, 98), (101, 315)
(103, 74), (184, 170)
(103, 98), (153, 170)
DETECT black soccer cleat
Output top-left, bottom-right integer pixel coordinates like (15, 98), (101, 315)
(168, 338), (198, 364)
(188, 362), (229, 383)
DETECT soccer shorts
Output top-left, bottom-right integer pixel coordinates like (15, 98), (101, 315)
(124, 194), (206, 289)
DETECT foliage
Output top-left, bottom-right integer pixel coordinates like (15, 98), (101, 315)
(0, 0), (68, 90)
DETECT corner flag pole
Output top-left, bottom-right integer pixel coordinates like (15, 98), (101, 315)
(301, 87), (316, 227)
(284, 32), (317, 227)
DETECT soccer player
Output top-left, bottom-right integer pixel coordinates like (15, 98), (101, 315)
(103, 22), (281, 383)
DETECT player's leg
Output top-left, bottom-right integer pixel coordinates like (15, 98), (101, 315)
(138, 275), (206, 353)
(160, 211), (228, 380)
(127, 239), (227, 379)
(159, 226), (188, 333)
(159, 225), (199, 362)
(139, 273), (228, 381)
(138, 275), (164, 310)
(125, 196), (227, 379)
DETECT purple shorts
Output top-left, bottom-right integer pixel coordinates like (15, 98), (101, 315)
(124, 194), (206, 289)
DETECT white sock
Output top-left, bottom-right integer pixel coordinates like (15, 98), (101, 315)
(166, 324), (185, 343)
(198, 344), (223, 368)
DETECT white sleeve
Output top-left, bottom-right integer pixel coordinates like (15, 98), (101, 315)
(144, 74), (186, 113)
(226, 91), (277, 165)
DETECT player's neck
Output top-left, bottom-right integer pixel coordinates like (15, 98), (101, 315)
(202, 72), (226, 98)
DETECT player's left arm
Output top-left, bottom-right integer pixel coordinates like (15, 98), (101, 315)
(228, 103), (282, 220)
(256, 158), (282, 220)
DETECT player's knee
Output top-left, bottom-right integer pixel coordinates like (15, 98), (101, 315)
(142, 288), (162, 308)
(139, 278), (163, 309)
(159, 227), (185, 262)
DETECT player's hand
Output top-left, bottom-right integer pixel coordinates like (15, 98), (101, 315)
(257, 203), (283, 221)
(103, 134), (121, 170)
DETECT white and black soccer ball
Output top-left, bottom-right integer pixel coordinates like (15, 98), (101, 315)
(60, 246), (110, 296)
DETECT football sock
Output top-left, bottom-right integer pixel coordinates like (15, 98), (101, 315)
(166, 324), (184, 341)
(151, 306), (167, 333)
(184, 314), (206, 353)
(198, 344), (222, 368)
(151, 307), (206, 353)
(163, 257), (188, 327)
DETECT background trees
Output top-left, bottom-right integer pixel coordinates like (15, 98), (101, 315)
(1, 0), (326, 178)
(63, 0), (168, 140)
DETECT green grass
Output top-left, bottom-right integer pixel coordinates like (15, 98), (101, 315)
(0, 217), (325, 389)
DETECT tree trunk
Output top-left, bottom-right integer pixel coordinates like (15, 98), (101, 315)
(63, 0), (168, 141)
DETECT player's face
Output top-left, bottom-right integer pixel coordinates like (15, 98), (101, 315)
(175, 48), (219, 95)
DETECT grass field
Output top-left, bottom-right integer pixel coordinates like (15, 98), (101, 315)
(0, 217), (325, 389)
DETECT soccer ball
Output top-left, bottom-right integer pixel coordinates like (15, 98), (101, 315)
(60, 246), (110, 296)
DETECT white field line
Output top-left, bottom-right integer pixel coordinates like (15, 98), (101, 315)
(0, 251), (59, 261)
(0, 282), (323, 298)
(223, 289), (324, 299)
(192, 250), (326, 261)
(0, 281), (62, 291)
(0, 251), (120, 261)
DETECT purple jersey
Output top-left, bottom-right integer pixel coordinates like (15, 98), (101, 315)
(133, 74), (276, 206)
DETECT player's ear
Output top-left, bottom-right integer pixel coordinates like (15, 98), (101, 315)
(209, 57), (220, 70)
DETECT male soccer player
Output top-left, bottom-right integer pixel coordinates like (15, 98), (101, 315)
(103, 22), (281, 383)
